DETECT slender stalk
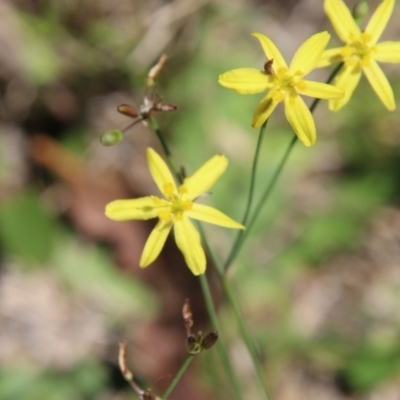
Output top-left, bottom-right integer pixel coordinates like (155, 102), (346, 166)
(149, 117), (182, 182)
(149, 121), (262, 399)
(222, 276), (270, 399)
(223, 134), (297, 271)
(223, 62), (344, 272)
(199, 274), (243, 400)
(241, 119), (269, 225)
(162, 355), (195, 399)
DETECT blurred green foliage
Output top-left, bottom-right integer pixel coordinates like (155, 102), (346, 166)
(1, 1), (400, 399)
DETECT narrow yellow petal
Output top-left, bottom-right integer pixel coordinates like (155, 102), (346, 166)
(140, 219), (172, 267)
(146, 148), (178, 198)
(218, 68), (272, 94)
(297, 80), (344, 99)
(329, 64), (362, 111)
(187, 204), (245, 229)
(374, 41), (400, 63)
(174, 216), (206, 275)
(363, 60), (395, 110)
(105, 197), (160, 221)
(184, 154), (228, 200)
(316, 48), (344, 68)
(290, 32), (330, 75)
(251, 32), (288, 70)
(284, 93), (316, 147)
(251, 92), (280, 128)
(365, 0), (394, 45)
(324, 0), (360, 43)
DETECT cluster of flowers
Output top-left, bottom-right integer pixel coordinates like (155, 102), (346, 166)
(104, 0), (399, 276)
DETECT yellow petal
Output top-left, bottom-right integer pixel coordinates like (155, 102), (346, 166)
(218, 68), (272, 94)
(363, 60), (395, 110)
(297, 80), (344, 99)
(251, 91), (280, 128)
(251, 32), (288, 70)
(365, 0), (394, 45)
(284, 93), (316, 147)
(184, 154), (228, 200)
(146, 148), (178, 198)
(174, 216), (206, 275)
(374, 41), (400, 63)
(290, 32), (330, 75)
(140, 219), (172, 267)
(105, 197), (160, 221)
(329, 63), (362, 111)
(316, 48), (344, 67)
(324, 0), (360, 43)
(187, 203), (245, 229)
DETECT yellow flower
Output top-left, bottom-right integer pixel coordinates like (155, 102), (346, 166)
(218, 32), (343, 147)
(319, 0), (400, 111)
(105, 148), (244, 275)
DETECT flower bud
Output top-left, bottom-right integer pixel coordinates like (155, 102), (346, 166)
(352, 1), (368, 23)
(100, 129), (123, 146)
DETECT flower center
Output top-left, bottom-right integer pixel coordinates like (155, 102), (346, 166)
(158, 183), (193, 221)
(270, 67), (305, 101)
(342, 32), (376, 67)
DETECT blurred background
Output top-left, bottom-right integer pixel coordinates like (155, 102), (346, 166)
(1, 0), (400, 399)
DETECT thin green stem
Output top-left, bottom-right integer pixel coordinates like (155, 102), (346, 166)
(223, 134), (297, 271)
(199, 274), (243, 400)
(223, 62), (344, 272)
(222, 276), (270, 399)
(241, 119), (269, 226)
(162, 355), (194, 399)
(149, 117), (182, 183)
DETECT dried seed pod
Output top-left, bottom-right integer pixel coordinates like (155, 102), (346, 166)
(201, 331), (219, 350)
(117, 104), (139, 118)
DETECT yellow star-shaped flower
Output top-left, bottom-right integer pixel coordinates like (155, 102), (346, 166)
(218, 32), (343, 147)
(105, 148), (244, 275)
(319, 0), (400, 111)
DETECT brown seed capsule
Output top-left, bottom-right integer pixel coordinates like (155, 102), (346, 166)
(117, 104), (139, 118)
(201, 331), (219, 350)
(264, 59), (274, 75)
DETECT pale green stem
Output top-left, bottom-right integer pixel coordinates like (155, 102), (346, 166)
(241, 119), (269, 225)
(162, 355), (194, 399)
(148, 121), (243, 400)
(223, 62), (344, 272)
(221, 276), (271, 399)
(199, 274), (243, 400)
(149, 117), (182, 183)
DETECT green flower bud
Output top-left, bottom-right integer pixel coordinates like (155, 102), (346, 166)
(353, 1), (368, 23)
(100, 129), (123, 146)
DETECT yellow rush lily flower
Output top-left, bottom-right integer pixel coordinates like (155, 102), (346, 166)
(105, 148), (244, 276)
(319, 0), (400, 111)
(219, 32), (344, 147)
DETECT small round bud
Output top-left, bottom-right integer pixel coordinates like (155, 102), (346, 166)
(100, 129), (123, 146)
(353, 1), (368, 23)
